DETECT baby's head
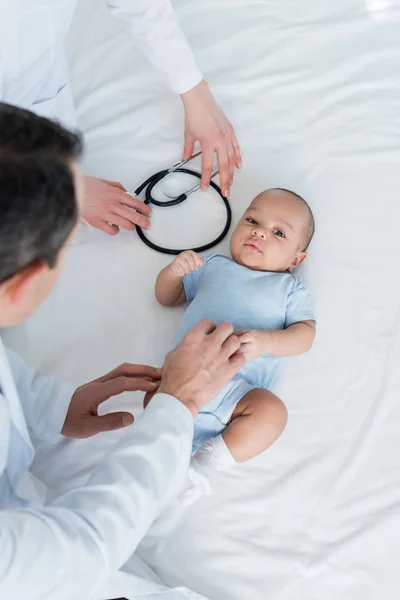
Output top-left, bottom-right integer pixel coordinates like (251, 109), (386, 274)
(230, 188), (315, 272)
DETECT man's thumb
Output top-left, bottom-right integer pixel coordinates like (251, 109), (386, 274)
(93, 411), (134, 434)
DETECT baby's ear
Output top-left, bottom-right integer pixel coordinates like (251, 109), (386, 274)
(288, 251), (307, 273)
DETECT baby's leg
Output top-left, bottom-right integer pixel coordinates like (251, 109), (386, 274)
(223, 388), (288, 462)
(180, 388), (287, 505)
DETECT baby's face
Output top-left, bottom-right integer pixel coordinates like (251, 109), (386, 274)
(230, 190), (309, 272)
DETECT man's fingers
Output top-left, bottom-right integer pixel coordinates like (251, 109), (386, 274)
(236, 342), (250, 354)
(94, 377), (159, 406)
(109, 213), (137, 232)
(91, 411), (134, 435)
(96, 364), (162, 384)
(114, 204), (151, 230)
(97, 220), (119, 236)
(188, 319), (217, 338)
(200, 145), (214, 190)
(100, 179), (127, 192)
(229, 352), (246, 371)
(236, 330), (250, 337)
(122, 193), (152, 217)
(209, 321), (235, 346)
(221, 334), (241, 358)
(183, 132), (195, 161)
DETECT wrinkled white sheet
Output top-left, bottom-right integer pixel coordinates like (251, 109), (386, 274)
(3, 0), (400, 598)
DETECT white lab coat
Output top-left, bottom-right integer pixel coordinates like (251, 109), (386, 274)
(0, 0), (202, 129)
(0, 2), (206, 597)
(0, 338), (207, 599)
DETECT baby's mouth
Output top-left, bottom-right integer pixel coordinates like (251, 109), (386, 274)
(244, 240), (262, 253)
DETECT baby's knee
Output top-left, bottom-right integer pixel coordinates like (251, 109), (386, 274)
(248, 389), (288, 432)
(267, 394), (288, 432)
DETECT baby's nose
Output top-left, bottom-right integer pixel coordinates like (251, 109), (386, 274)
(252, 227), (266, 239)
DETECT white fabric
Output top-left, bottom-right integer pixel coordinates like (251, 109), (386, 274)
(106, 0), (202, 93)
(191, 435), (236, 473)
(0, 338), (200, 599)
(0, 0), (201, 131)
(180, 436), (236, 505)
(0, 343), (73, 508)
(2, 0), (400, 598)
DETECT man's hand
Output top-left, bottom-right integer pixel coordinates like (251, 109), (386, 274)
(169, 250), (205, 277)
(236, 330), (267, 361)
(81, 176), (152, 235)
(62, 364), (161, 438)
(181, 80), (241, 199)
(157, 320), (245, 417)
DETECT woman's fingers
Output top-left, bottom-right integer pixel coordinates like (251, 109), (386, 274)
(183, 131), (195, 161)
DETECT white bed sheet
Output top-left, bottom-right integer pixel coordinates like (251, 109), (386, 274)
(3, 0), (400, 598)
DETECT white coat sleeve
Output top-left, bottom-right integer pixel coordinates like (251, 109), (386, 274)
(5, 348), (74, 442)
(106, 0), (203, 94)
(0, 394), (193, 599)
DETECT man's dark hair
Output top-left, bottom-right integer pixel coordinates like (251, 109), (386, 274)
(274, 187), (315, 250)
(0, 103), (83, 284)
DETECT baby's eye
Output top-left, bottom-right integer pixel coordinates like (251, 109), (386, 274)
(274, 230), (285, 238)
(246, 218), (258, 225)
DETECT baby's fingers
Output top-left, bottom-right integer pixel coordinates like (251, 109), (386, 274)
(236, 343), (251, 360)
(194, 255), (205, 270)
(185, 251), (203, 271)
(183, 253), (197, 272)
(171, 256), (187, 276)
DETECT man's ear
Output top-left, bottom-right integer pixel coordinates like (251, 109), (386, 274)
(2, 262), (47, 304)
(288, 251), (307, 273)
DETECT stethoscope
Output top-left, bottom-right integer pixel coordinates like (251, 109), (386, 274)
(133, 151), (232, 254)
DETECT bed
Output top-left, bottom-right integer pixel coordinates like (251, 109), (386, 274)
(3, 0), (400, 598)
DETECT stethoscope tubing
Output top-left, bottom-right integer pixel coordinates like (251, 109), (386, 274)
(135, 167), (231, 255)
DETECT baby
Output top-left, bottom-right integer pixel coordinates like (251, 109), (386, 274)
(154, 188), (316, 504)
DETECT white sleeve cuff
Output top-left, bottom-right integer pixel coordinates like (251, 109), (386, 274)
(144, 392), (194, 427)
(35, 378), (75, 441)
(107, 0), (203, 95)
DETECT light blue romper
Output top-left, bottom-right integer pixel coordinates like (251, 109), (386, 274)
(177, 254), (316, 451)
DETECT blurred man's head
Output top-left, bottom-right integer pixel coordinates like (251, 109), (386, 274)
(0, 104), (83, 326)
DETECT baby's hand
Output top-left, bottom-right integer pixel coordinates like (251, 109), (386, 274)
(169, 251), (205, 277)
(237, 330), (266, 361)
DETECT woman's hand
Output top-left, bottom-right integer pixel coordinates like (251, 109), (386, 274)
(181, 80), (241, 198)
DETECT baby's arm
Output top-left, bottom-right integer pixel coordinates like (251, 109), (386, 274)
(238, 321), (315, 361)
(155, 250), (204, 307)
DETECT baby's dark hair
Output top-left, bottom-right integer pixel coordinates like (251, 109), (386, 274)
(273, 188), (315, 250)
